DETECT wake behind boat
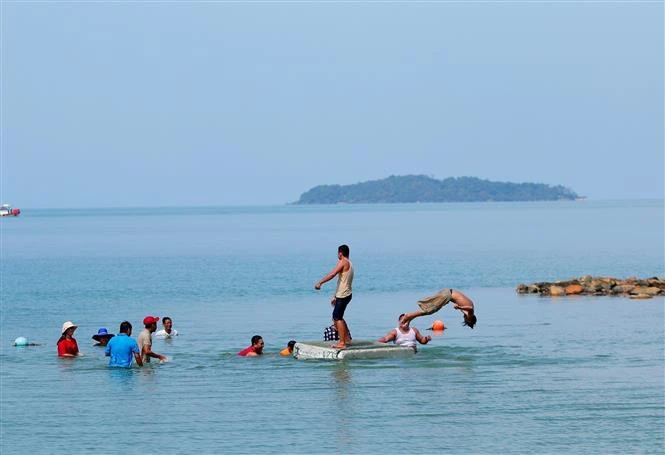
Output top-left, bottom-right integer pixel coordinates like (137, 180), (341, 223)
(293, 340), (415, 360)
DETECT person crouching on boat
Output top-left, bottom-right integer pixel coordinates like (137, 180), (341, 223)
(378, 314), (431, 351)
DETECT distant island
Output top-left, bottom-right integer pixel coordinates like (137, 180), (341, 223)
(294, 175), (580, 204)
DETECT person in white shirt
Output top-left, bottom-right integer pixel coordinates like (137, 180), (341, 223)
(155, 316), (178, 338)
(378, 314), (431, 351)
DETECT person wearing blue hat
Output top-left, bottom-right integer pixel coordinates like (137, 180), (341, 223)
(92, 328), (115, 347)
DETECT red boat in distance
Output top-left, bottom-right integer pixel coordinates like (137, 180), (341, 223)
(0, 204), (20, 217)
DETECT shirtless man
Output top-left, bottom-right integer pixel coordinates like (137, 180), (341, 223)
(378, 314), (431, 351)
(315, 244), (354, 349)
(401, 288), (477, 329)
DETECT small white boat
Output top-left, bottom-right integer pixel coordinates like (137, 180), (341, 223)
(0, 204), (20, 217)
(293, 340), (415, 360)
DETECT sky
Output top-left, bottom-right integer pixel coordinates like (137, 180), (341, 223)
(1, 1), (663, 208)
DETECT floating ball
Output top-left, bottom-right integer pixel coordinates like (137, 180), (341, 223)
(14, 337), (29, 346)
(431, 320), (445, 331)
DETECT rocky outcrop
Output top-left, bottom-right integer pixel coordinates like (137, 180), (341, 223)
(516, 276), (665, 299)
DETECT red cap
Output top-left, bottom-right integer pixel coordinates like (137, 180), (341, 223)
(143, 316), (160, 325)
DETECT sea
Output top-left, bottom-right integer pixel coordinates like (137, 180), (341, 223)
(1, 200), (663, 454)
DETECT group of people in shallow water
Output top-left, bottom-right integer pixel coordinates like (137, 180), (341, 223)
(314, 244), (476, 351)
(382, 287), (477, 349)
(57, 316), (178, 367)
(55, 314), (295, 364)
(243, 244), (477, 356)
(53, 243), (477, 365)
(56, 316), (295, 364)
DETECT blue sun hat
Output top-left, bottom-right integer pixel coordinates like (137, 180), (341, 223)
(92, 328), (115, 342)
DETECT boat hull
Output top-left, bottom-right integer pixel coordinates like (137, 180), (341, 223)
(293, 340), (415, 360)
(0, 206), (20, 217)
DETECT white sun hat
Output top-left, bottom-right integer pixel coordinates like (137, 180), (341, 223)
(61, 321), (78, 334)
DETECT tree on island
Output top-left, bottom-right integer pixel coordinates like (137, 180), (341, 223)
(294, 175), (579, 204)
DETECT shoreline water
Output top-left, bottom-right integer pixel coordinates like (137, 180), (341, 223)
(2, 288), (663, 454)
(1, 202), (663, 454)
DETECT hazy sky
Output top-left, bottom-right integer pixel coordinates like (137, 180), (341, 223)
(1, 2), (663, 208)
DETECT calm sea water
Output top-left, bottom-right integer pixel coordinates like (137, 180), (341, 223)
(1, 200), (663, 454)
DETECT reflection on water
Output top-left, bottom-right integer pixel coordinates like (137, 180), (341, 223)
(107, 366), (136, 388)
(55, 357), (78, 373)
(331, 364), (353, 449)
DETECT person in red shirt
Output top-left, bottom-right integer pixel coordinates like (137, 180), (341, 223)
(237, 335), (264, 357)
(57, 321), (80, 357)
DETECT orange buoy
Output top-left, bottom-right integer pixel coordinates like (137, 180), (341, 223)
(431, 320), (445, 331)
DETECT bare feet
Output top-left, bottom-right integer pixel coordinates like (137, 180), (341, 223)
(331, 343), (346, 349)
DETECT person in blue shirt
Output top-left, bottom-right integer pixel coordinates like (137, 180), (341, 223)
(105, 321), (143, 368)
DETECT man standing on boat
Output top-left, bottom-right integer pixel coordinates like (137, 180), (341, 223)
(314, 245), (353, 349)
(315, 244), (354, 349)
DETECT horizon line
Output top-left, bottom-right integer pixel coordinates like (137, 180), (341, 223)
(7, 197), (665, 211)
